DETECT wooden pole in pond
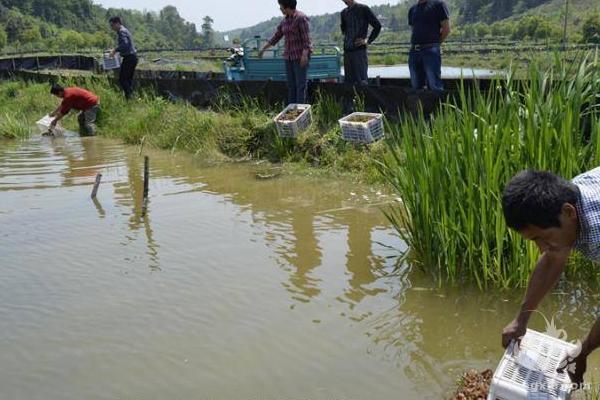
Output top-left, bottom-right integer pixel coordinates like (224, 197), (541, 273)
(141, 157), (150, 217)
(143, 156), (149, 200)
(91, 173), (102, 199)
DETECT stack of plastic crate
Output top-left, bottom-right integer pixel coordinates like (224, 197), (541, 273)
(488, 329), (578, 400)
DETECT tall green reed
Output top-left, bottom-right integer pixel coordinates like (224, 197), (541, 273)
(0, 112), (32, 139)
(379, 52), (600, 288)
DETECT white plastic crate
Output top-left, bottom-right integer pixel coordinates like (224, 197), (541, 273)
(102, 53), (121, 70)
(36, 115), (64, 136)
(488, 329), (578, 400)
(339, 112), (385, 144)
(274, 104), (312, 138)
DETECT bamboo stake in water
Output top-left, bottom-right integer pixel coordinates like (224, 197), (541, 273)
(143, 156), (149, 200)
(142, 157), (150, 217)
(91, 173), (102, 199)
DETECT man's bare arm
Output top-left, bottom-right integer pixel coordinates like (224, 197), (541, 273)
(49, 105), (61, 117)
(502, 249), (569, 347)
(440, 20), (451, 43)
(50, 111), (65, 128)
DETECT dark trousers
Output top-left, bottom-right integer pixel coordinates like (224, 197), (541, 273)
(285, 59), (309, 104)
(408, 45), (444, 93)
(77, 105), (99, 136)
(344, 48), (368, 85)
(119, 54), (138, 99)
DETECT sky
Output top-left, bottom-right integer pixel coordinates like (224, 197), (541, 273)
(95, 0), (400, 32)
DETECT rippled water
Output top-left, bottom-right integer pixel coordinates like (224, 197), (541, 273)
(1, 135), (599, 400)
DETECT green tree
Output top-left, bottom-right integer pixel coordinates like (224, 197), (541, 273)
(582, 13), (600, 44)
(490, 21), (511, 38)
(56, 29), (85, 50)
(463, 24), (476, 39)
(201, 15), (214, 48)
(91, 31), (112, 49)
(18, 25), (41, 45)
(0, 25), (7, 49)
(2, 9), (28, 42)
(156, 5), (200, 47)
(474, 23), (490, 39)
(533, 19), (560, 41)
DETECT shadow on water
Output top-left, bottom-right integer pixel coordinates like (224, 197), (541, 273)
(116, 151), (160, 271)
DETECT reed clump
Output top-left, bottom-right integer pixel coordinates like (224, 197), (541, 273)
(379, 52), (600, 288)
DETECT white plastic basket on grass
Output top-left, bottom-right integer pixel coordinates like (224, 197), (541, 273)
(36, 115), (64, 136)
(339, 112), (385, 144)
(488, 329), (578, 400)
(274, 104), (312, 138)
(102, 53), (121, 70)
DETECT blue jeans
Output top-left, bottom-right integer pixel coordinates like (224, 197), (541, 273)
(285, 59), (309, 104)
(408, 46), (443, 93)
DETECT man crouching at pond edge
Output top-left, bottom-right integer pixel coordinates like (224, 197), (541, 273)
(501, 168), (600, 386)
(49, 84), (99, 136)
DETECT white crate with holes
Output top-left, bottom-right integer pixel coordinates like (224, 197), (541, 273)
(102, 53), (121, 70)
(274, 104), (312, 138)
(36, 115), (65, 136)
(488, 329), (578, 400)
(338, 112), (384, 144)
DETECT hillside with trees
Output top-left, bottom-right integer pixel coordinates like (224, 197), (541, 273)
(225, 0), (600, 45)
(0, 0), (217, 53)
(0, 0), (598, 54)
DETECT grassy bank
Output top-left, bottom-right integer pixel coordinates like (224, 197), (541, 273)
(380, 52), (600, 288)
(0, 78), (385, 183)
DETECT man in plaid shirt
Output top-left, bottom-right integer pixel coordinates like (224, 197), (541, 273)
(259, 0), (312, 104)
(501, 168), (600, 387)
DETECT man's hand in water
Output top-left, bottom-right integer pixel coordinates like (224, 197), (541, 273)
(502, 317), (528, 348)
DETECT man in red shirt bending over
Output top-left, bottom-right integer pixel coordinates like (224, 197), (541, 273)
(49, 85), (100, 136)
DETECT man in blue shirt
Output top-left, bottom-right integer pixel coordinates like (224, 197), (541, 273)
(109, 17), (138, 100)
(501, 168), (600, 387)
(341, 0), (381, 85)
(408, 0), (451, 93)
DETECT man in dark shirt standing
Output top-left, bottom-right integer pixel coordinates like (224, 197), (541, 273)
(109, 17), (138, 100)
(341, 0), (381, 85)
(408, 0), (451, 93)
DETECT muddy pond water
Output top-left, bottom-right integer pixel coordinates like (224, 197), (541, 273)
(1, 135), (599, 400)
